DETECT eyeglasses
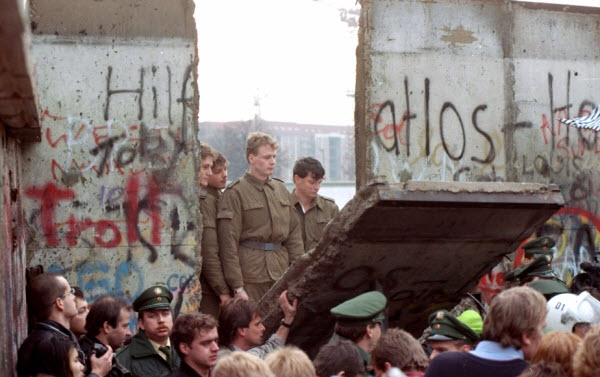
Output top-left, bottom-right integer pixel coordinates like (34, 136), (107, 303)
(60, 287), (75, 299)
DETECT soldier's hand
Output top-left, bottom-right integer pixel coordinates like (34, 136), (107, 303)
(219, 294), (232, 306)
(90, 345), (113, 377)
(279, 290), (298, 323)
(235, 289), (249, 300)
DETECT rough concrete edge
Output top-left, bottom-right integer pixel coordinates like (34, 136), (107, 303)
(513, 0), (600, 15)
(258, 185), (381, 332)
(399, 180), (559, 194)
(354, 0), (372, 191)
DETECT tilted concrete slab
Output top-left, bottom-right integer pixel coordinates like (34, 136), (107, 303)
(258, 181), (564, 356)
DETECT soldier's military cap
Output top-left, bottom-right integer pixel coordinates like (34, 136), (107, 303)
(504, 255), (556, 283)
(133, 285), (173, 312)
(427, 310), (479, 344)
(522, 236), (555, 259)
(528, 278), (569, 299)
(330, 291), (387, 327)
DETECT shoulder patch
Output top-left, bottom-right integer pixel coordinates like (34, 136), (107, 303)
(226, 178), (241, 189)
(272, 177), (284, 183)
(321, 195), (336, 203)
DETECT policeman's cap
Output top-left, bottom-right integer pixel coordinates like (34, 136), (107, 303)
(330, 291), (387, 327)
(133, 285), (173, 312)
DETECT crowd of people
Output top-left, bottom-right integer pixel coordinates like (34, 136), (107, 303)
(15, 132), (600, 377)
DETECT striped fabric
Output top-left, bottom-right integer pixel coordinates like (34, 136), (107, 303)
(559, 104), (600, 131)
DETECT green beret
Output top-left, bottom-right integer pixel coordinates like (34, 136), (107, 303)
(331, 291), (387, 327)
(133, 285), (173, 312)
(522, 236), (555, 259)
(427, 310), (479, 344)
(505, 255), (556, 283)
(528, 279), (569, 299)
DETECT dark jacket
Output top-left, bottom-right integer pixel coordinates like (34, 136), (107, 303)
(80, 335), (131, 377)
(17, 319), (81, 377)
(116, 330), (180, 377)
(170, 361), (206, 377)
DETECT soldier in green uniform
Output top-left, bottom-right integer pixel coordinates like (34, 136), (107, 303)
(198, 146), (231, 318)
(330, 291), (388, 377)
(426, 309), (481, 360)
(289, 157), (339, 252)
(521, 236), (555, 263)
(116, 286), (180, 377)
(217, 132), (304, 302)
(504, 254), (569, 299)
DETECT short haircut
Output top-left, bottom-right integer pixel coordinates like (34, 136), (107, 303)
(218, 297), (257, 347)
(292, 157), (325, 180)
(313, 339), (364, 377)
(334, 322), (370, 343)
(481, 287), (547, 349)
(213, 152), (229, 168)
(265, 346), (315, 377)
(85, 296), (130, 337)
(573, 326), (600, 377)
(532, 331), (580, 377)
(172, 312), (218, 357)
(517, 362), (569, 377)
(73, 286), (85, 301)
(200, 142), (217, 161)
(371, 328), (429, 373)
(213, 351), (274, 377)
(246, 131), (278, 161)
(26, 273), (66, 320)
(35, 336), (79, 377)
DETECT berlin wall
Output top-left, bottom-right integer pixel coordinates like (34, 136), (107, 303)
(23, 0), (201, 313)
(356, 0), (600, 297)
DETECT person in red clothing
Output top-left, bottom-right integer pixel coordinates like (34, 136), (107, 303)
(425, 287), (547, 377)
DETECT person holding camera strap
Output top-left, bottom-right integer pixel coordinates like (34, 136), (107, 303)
(80, 296), (132, 377)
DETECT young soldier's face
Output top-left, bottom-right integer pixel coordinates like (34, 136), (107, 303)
(199, 156), (213, 187)
(293, 172), (322, 200)
(208, 163), (228, 189)
(249, 145), (276, 179)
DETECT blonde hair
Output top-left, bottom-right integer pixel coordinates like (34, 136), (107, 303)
(532, 331), (581, 377)
(482, 287), (547, 349)
(200, 142), (217, 161)
(213, 352), (274, 377)
(246, 132), (278, 161)
(573, 326), (600, 377)
(265, 346), (315, 377)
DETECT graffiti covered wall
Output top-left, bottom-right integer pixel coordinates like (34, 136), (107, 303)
(357, 0), (600, 298)
(23, 27), (201, 311)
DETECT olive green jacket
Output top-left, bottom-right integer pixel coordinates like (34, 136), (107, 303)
(289, 190), (339, 251)
(199, 186), (229, 296)
(217, 172), (304, 288)
(116, 330), (179, 377)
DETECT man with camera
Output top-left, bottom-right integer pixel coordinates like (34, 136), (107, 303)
(80, 295), (132, 377)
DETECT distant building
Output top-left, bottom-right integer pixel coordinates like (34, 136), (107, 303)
(199, 119), (355, 182)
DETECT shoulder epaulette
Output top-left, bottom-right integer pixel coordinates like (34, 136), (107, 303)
(226, 178), (241, 189)
(272, 177), (285, 183)
(321, 195), (336, 203)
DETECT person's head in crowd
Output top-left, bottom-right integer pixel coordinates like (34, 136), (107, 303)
(172, 312), (219, 376)
(27, 272), (78, 327)
(199, 142), (216, 188)
(212, 351), (274, 377)
(573, 326), (600, 377)
(36, 337), (85, 377)
(246, 132), (278, 180)
(208, 152), (229, 190)
(546, 291), (600, 339)
(331, 291), (387, 355)
(292, 157), (325, 202)
(133, 285), (174, 345)
(504, 255), (565, 289)
(531, 331), (580, 377)
(218, 297), (263, 351)
(265, 346), (315, 377)
(426, 309), (480, 360)
(85, 295), (132, 350)
(516, 362), (568, 377)
(371, 328), (428, 376)
(69, 287), (89, 338)
(313, 339), (364, 377)
(482, 286), (547, 360)
(521, 236), (555, 262)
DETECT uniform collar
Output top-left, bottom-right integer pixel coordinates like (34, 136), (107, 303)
(206, 186), (221, 199)
(129, 330), (171, 358)
(199, 187), (207, 199)
(291, 189), (321, 211)
(244, 171), (274, 190)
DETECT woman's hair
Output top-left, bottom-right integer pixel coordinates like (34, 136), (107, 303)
(265, 346), (315, 377)
(573, 326), (600, 377)
(213, 351), (274, 377)
(36, 337), (79, 377)
(531, 331), (581, 377)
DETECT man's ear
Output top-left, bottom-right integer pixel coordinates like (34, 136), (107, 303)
(236, 327), (247, 338)
(293, 174), (299, 184)
(365, 324), (373, 339)
(460, 344), (472, 352)
(384, 362), (392, 371)
(521, 332), (532, 347)
(248, 154), (255, 164)
(101, 321), (112, 334)
(179, 342), (191, 357)
(54, 297), (64, 312)
(138, 318), (145, 331)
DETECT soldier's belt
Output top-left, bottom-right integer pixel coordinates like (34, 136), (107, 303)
(240, 241), (282, 251)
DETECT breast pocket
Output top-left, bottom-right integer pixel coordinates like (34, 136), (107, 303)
(242, 200), (267, 229)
